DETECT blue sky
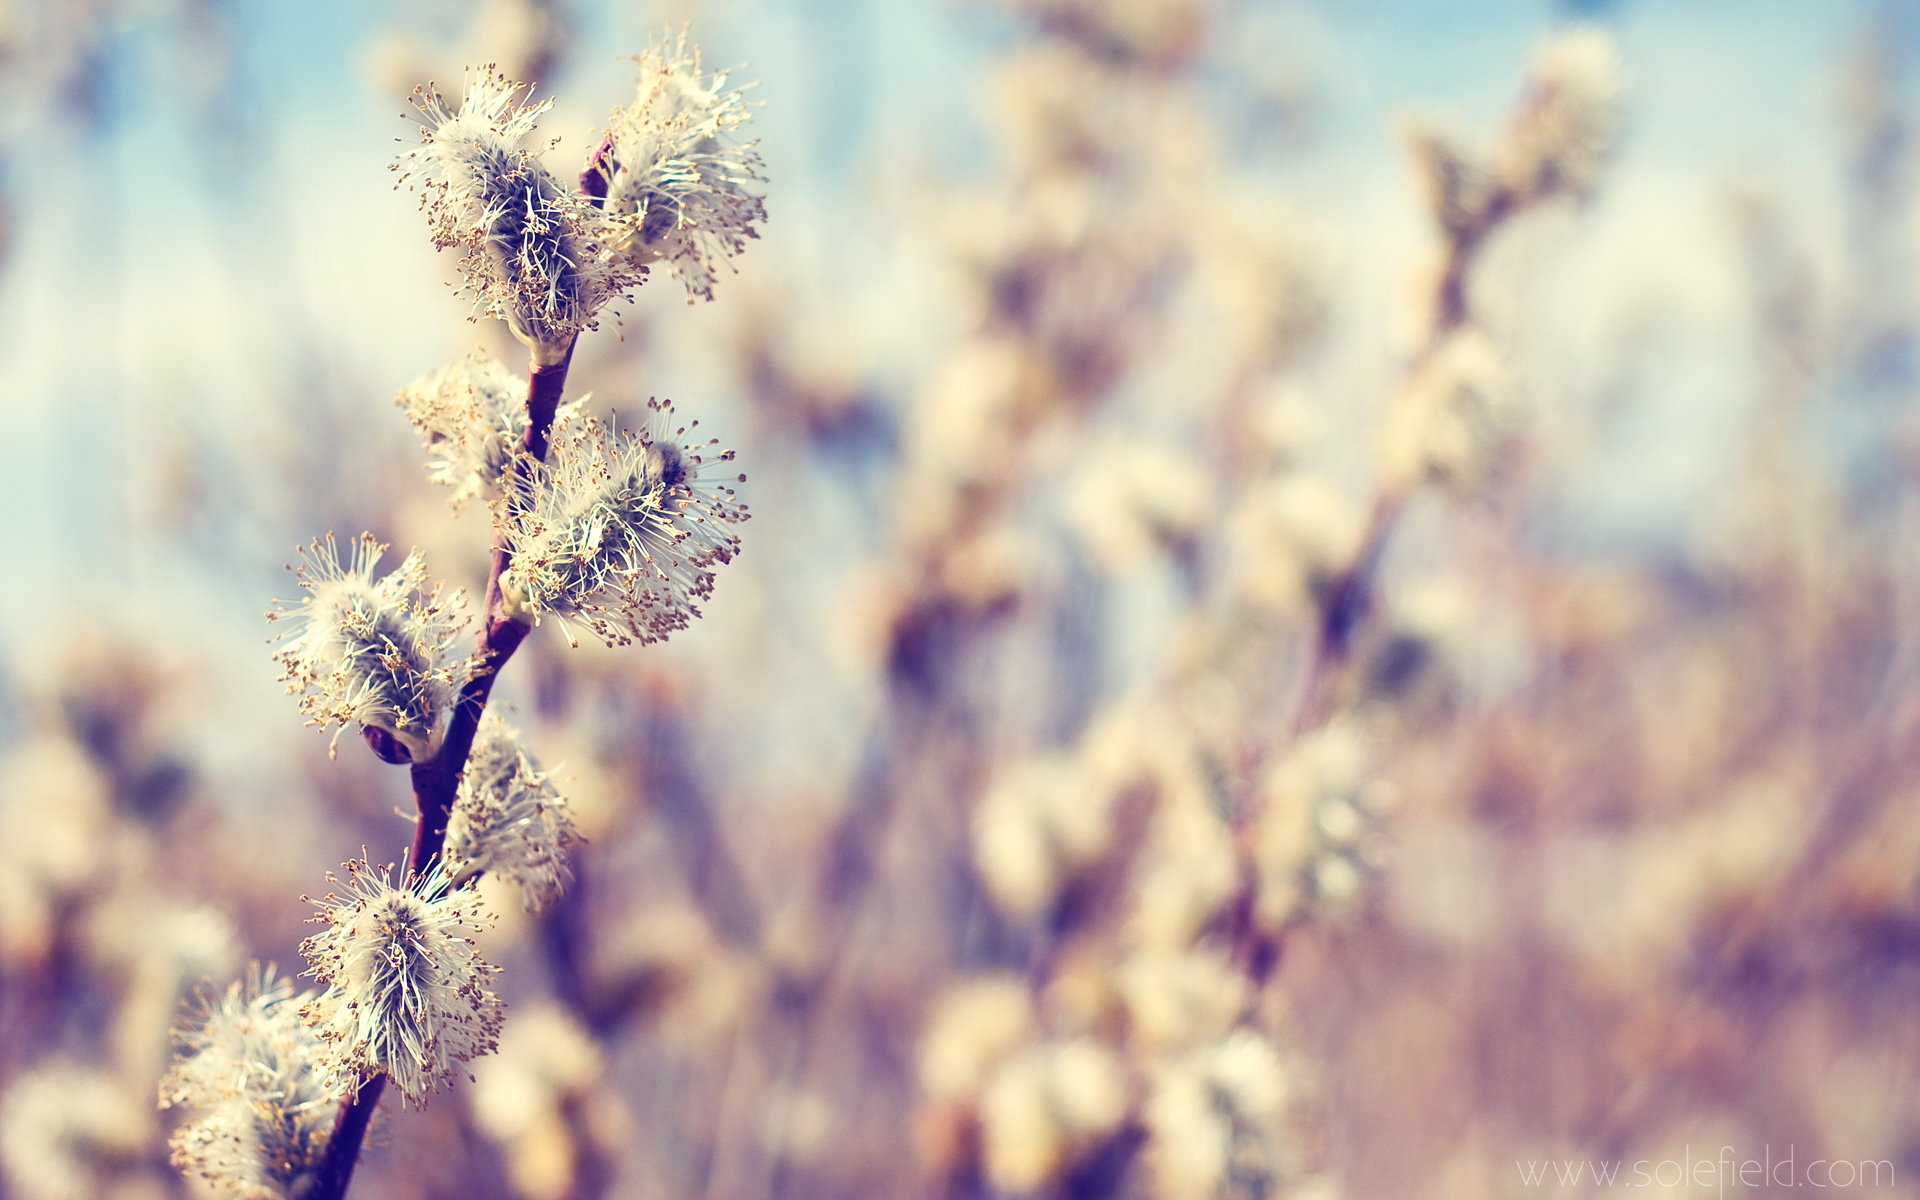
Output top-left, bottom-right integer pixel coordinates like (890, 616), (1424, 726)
(0, 0), (1894, 670)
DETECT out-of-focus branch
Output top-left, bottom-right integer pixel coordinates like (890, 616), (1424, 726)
(1224, 107), (1572, 984)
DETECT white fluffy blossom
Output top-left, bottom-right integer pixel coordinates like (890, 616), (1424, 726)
(396, 351), (582, 507)
(444, 711), (579, 909)
(1062, 438), (1210, 574)
(1500, 27), (1622, 203)
(1407, 28), (1620, 241)
(1, 1060), (146, 1200)
(270, 534), (470, 761)
(396, 71), (638, 363)
(1145, 1031), (1303, 1200)
(978, 1039), (1129, 1193)
(498, 403), (749, 647)
(1255, 719), (1389, 927)
(1380, 324), (1514, 492)
(973, 756), (1115, 917)
(159, 967), (332, 1200)
(595, 32), (766, 302)
(470, 1003), (606, 1196)
(299, 860), (505, 1106)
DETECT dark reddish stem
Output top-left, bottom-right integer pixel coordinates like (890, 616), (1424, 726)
(405, 619), (529, 873)
(308, 344), (574, 1200)
(407, 346), (569, 874)
(307, 1077), (385, 1199)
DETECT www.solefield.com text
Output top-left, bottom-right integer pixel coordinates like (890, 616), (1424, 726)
(1517, 1148), (1894, 1193)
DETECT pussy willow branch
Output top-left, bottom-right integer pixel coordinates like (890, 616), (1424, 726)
(1224, 486), (1403, 986)
(1226, 191), (1507, 986)
(1288, 188), (1493, 730)
(306, 345), (573, 1200)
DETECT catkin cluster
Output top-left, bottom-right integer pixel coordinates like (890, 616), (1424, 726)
(161, 30), (764, 1200)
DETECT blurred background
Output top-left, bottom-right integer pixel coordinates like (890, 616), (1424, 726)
(4, 0), (1920, 1197)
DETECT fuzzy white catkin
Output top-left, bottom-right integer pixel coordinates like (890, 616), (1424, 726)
(597, 31), (767, 302)
(159, 967), (332, 1200)
(1, 1060), (147, 1200)
(979, 1039), (1129, 1192)
(1380, 325), (1513, 494)
(470, 1002), (606, 1199)
(0, 734), (113, 966)
(395, 71), (641, 363)
(1256, 719), (1388, 927)
(1227, 472), (1368, 616)
(973, 756), (1114, 917)
(919, 977), (1034, 1100)
(1145, 1031), (1306, 1200)
(269, 534), (469, 761)
(1499, 27), (1622, 203)
(299, 860), (505, 1106)
(443, 710), (580, 909)
(396, 351), (583, 508)
(498, 403), (749, 647)
(1062, 438), (1210, 575)
(1404, 121), (1488, 241)
(1404, 27), (1619, 248)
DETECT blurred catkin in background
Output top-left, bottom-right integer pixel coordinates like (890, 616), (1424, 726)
(4, 1), (1920, 1198)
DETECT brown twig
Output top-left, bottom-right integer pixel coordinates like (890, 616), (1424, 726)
(1221, 175), (1522, 986)
(305, 346), (574, 1200)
